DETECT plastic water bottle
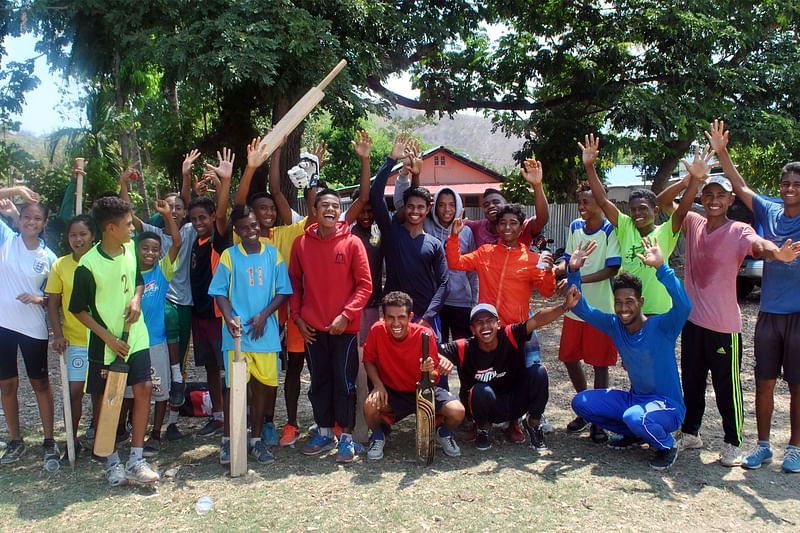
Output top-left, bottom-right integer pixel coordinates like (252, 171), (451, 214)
(536, 250), (552, 270)
(195, 496), (213, 515)
(44, 456), (61, 473)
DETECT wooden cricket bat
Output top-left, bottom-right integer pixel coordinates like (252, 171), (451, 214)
(229, 317), (248, 477)
(258, 59), (347, 157)
(75, 173), (83, 215)
(93, 325), (131, 457)
(416, 332), (435, 466)
(59, 351), (76, 468)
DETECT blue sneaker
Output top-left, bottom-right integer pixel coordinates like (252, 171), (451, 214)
(741, 444), (773, 469)
(335, 434), (355, 463)
(302, 434), (337, 456)
(250, 440), (275, 465)
(782, 446), (800, 473)
(261, 422), (279, 447)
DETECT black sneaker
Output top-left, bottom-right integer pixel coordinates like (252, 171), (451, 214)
(165, 423), (183, 441)
(590, 424), (608, 444)
(85, 419), (96, 442)
(169, 382), (186, 408)
(475, 429), (492, 451)
(523, 419), (546, 450)
(1, 440), (26, 465)
(198, 418), (223, 437)
(43, 439), (61, 471)
(607, 434), (645, 450)
(566, 416), (590, 433)
(650, 446), (679, 471)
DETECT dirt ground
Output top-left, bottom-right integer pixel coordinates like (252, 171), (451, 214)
(1, 290), (799, 532)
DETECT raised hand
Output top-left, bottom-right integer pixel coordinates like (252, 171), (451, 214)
(14, 186), (40, 204)
(0, 198), (19, 219)
(194, 170), (216, 196)
(207, 147), (235, 181)
(577, 134), (600, 166)
(246, 137), (271, 169)
(681, 144), (715, 183)
(154, 199), (171, 217)
(405, 138), (423, 176)
(773, 238), (800, 263)
(636, 237), (664, 268)
(182, 149), (201, 176)
(121, 165), (139, 182)
(390, 132), (412, 161)
(521, 158), (543, 186)
(451, 211), (465, 236)
(310, 140), (328, 169)
(351, 130), (372, 160)
(704, 119), (729, 154)
(568, 240), (598, 272)
(563, 285), (581, 310)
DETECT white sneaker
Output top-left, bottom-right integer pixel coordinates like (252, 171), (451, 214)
(719, 443), (742, 467)
(677, 432), (703, 450)
(540, 415), (555, 435)
(367, 438), (385, 460)
(125, 459), (160, 484)
(106, 462), (128, 487)
(436, 431), (462, 457)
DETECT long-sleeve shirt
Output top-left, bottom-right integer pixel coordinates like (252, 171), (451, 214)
(370, 158), (449, 323)
(567, 263), (691, 419)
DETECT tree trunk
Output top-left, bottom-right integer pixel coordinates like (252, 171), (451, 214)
(650, 139), (693, 194)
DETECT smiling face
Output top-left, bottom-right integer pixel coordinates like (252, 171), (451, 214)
(18, 204), (47, 240)
(404, 195), (431, 228)
(700, 183), (734, 219)
(137, 237), (161, 269)
(629, 198), (657, 231)
(614, 288), (644, 327)
(383, 304), (412, 341)
(780, 172), (800, 208)
(577, 191), (602, 221)
(165, 194), (186, 223)
(189, 206), (215, 238)
(251, 196), (277, 230)
(482, 193), (505, 222)
(497, 212), (523, 245)
(470, 312), (500, 346)
(357, 202), (374, 229)
(313, 193), (342, 231)
(435, 191), (457, 226)
(67, 220), (93, 257)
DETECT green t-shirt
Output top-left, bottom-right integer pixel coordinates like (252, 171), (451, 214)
(69, 241), (149, 364)
(615, 212), (681, 315)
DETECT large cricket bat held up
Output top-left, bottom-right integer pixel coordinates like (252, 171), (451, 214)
(59, 351), (76, 468)
(416, 332), (435, 466)
(229, 317), (248, 477)
(93, 325), (131, 457)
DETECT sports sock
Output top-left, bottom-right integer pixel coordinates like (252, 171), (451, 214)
(371, 429), (384, 441)
(128, 447), (143, 466)
(106, 452), (120, 467)
(319, 427), (332, 437)
(249, 437), (260, 447)
(171, 364), (183, 383)
(213, 411), (224, 422)
(758, 439), (771, 448)
(168, 410), (179, 425)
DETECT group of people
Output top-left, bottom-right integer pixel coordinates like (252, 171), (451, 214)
(0, 119), (798, 486)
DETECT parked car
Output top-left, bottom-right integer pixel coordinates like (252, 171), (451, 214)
(727, 198), (763, 298)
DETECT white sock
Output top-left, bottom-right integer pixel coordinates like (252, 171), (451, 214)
(128, 447), (143, 466)
(106, 452), (120, 467)
(168, 410), (179, 425)
(213, 411), (224, 422)
(250, 437), (260, 447)
(171, 364), (183, 383)
(319, 427), (332, 437)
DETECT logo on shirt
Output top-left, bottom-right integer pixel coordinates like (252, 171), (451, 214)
(626, 243), (645, 263)
(474, 367), (506, 383)
(143, 280), (158, 296)
(33, 259), (47, 274)
(335, 252), (345, 264)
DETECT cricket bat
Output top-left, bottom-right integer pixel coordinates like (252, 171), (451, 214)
(416, 332), (435, 466)
(59, 351), (76, 468)
(229, 317), (248, 477)
(93, 324), (131, 457)
(74, 173), (83, 215)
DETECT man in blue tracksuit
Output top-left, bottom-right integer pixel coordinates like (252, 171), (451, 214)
(566, 238), (691, 470)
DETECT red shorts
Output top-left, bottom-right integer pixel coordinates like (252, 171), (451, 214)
(558, 316), (617, 367)
(286, 319), (304, 353)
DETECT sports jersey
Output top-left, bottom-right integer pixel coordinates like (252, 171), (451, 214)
(141, 255), (178, 346)
(363, 321), (439, 393)
(752, 194), (800, 314)
(69, 242), (149, 364)
(45, 254), (88, 346)
(189, 229), (229, 319)
(562, 218), (621, 319)
(0, 217), (57, 340)
(142, 222), (195, 306)
(208, 242), (292, 353)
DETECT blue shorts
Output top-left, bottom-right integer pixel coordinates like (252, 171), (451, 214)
(66, 345), (89, 382)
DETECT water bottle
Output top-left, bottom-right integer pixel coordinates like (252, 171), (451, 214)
(44, 456), (61, 473)
(536, 250), (553, 270)
(195, 496), (213, 515)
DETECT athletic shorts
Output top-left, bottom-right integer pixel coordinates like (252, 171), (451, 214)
(85, 349), (152, 397)
(358, 306), (380, 345)
(754, 311), (800, 384)
(148, 341), (171, 402)
(286, 318), (304, 353)
(558, 316), (618, 366)
(66, 345), (89, 382)
(379, 385), (458, 425)
(191, 316), (223, 367)
(225, 351), (279, 387)
(165, 300), (192, 362)
(0, 325), (49, 380)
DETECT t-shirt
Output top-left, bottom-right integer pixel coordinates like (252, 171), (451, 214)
(350, 222), (383, 307)
(208, 243), (292, 353)
(615, 212), (680, 314)
(466, 217), (537, 247)
(363, 321), (439, 393)
(562, 218), (621, 320)
(141, 255), (178, 346)
(142, 222), (196, 306)
(682, 211), (758, 333)
(45, 254), (88, 346)
(439, 322), (530, 395)
(0, 218), (57, 340)
(69, 242), (149, 364)
(752, 195), (800, 314)
(232, 217), (306, 267)
(190, 230), (230, 319)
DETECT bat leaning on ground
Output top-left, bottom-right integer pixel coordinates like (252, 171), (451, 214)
(416, 332), (435, 466)
(59, 350), (75, 468)
(93, 324), (131, 458)
(229, 317), (248, 477)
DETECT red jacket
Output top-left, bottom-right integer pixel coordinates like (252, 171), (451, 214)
(289, 222), (372, 333)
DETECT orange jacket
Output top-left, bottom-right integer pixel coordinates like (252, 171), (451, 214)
(446, 234), (556, 324)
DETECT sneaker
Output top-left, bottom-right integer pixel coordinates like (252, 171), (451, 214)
(85, 421), (96, 442)
(336, 434), (356, 463)
(308, 423), (319, 438)
(677, 432), (704, 450)
(475, 429), (492, 451)
(436, 429), (462, 457)
(566, 416), (590, 433)
(741, 443), (773, 469)
(0, 440), (25, 464)
(302, 434), (337, 456)
(650, 446), (679, 471)
(590, 424), (608, 444)
(169, 381), (186, 408)
(608, 435), (645, 450)
(719, 443), (741, 467)
(219, 440), (231, 465)
(504, 421), (526, 443)
(249, 440), (275, 465)
(106, 462), (128, 486)
(523, 419), (546, 450)
(165, 423), (183, 442)
(198, 418), (223, 437)
(125, 459), (160, 483)
(540, 415), (555, 435)
(143, 437), (161, 458)
(462, 422), (477, 443)
(782, 447), (800, 473)
(261, 422), (279, 447)
(367, 437), (385, 460)
(279, 424), (300, 447)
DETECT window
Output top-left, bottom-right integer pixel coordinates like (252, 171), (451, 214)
(433, 155), (446, 166)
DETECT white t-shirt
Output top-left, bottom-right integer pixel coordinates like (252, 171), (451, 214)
(0, 218), (57, 339)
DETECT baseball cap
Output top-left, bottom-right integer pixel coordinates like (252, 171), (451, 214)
(470, 303), (499, 322)
(701, 175), (732, 193)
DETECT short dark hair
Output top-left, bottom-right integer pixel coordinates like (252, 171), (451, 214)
(137, 231), (162, 245)
(187, 197), (216, 216)
(496, 204), (525, 225)
(381, 291), (413, 314)
(19, 202), (49, 218)
(613, 272), (643, 298)
(629, 189), (657, 208)
(402, 186), (432, 206)
(780, 162), (800, 180)
(248, 192), (274, 206)
(92, 196), (132, 233)
(483, 187), (504, 199)
(315, 188), (341, 207)
(576, 180), (607, 194)
(66, 214), (95, 236)
(230, 204), (254, 226)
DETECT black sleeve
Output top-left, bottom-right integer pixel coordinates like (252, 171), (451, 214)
(69, 265), (97, 314)
(511, 322), (533, 348)
(438, 341), (459, 367)
(213, 228), (231, 254)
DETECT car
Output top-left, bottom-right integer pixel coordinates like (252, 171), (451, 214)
(727, 196), (767, 299)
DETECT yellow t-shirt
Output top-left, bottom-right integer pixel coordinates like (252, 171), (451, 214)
(233, 217), (307, 266)
(45, 254), (88, 346)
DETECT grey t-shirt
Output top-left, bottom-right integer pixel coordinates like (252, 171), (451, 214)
(142, 221), (196, 306)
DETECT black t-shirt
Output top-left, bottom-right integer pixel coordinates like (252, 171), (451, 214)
(190, 229), (230, 319)
(440, 322), (530, 395)
(350, 222), (383, 307)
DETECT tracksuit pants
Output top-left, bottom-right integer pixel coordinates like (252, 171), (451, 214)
(470, 364), (549, 425)
(305, 332), (359, 430)
(680, 320), (744, 446)
(572, 389), (682, 450)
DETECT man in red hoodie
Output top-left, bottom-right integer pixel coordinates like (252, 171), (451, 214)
(289, 188), (372, 463)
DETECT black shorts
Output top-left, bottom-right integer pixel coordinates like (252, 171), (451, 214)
(754, 311), (800, 385)
(191, 316), (223, 367)
(0, 326), (49, 380)
(85, 349), (152, 396)
(381, 385), (458, 425)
